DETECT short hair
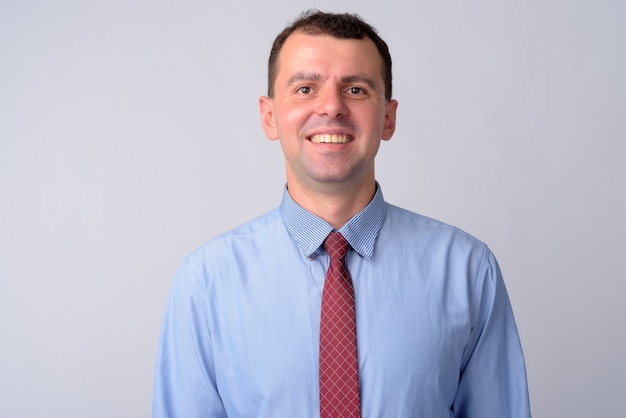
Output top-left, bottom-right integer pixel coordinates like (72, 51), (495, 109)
(267, 10), (393, 100)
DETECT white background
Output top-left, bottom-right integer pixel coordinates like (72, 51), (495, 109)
(1, 1), (624, 417)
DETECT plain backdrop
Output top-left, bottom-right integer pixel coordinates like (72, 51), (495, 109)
(1, 1), (624, 417)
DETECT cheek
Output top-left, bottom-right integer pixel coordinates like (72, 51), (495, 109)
(275, 105), (309, 131)
(353, 107), (386, 134)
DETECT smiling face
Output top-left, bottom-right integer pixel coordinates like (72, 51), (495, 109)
(259, 31), (398, 199)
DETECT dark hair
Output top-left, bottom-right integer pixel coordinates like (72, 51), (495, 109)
(267, 10), (393, 100)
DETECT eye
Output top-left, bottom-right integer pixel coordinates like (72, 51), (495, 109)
(297, 86), (312, 95)
(347, 86), (366, 95)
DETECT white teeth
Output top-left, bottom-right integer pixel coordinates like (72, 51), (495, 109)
(310, 134), (349, 144)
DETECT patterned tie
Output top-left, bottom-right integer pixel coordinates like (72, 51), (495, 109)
(319, 231), (361, 418)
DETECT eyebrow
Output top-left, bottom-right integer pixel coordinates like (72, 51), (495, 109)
(286, 72), (378, 90)
(340, 74), (377, 91)
(287, 72), (322, 86)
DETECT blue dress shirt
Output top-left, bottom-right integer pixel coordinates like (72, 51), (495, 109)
(152, 186), (531, 417)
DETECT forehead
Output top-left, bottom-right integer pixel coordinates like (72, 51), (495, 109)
(275, 31), (384, 81)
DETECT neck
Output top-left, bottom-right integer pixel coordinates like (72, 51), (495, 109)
(286, 178), (376, 229)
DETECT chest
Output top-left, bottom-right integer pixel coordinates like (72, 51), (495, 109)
(207, 256), (472, 416)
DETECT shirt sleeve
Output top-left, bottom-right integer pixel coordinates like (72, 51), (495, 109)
(452, 248), (532, 418)
(152, 258), (227, 418)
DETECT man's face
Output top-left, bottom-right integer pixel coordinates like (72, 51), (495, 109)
(260, 31), (397, 193)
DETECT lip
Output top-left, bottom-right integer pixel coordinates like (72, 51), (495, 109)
(307, 133), (354, 144)
(305, 128), (355, 142)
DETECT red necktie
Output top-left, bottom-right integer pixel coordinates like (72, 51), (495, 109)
(319, 231), (361, 417)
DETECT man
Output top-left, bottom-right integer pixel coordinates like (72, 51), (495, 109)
(152, 10), (531, 418)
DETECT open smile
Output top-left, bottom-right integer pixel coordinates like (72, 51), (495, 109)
(308, 133), (353, 144)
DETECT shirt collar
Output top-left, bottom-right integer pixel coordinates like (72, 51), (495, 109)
(280, 184), (387, 260)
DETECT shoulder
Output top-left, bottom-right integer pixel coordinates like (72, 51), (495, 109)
(385, 204), (485, 245)
(211, 208), (284, 243)
(181, 208), (286, 270)
(381, 204), (503, 298)
(381, 203), (495, 269)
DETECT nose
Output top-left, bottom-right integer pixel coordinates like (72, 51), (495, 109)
(316, 88), (348, 118)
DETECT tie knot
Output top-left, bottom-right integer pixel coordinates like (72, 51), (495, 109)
(324, 231), (350, 261)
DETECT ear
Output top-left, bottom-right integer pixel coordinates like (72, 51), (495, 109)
(259, 96), (279, 140)
(381, 99), (398, 141)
